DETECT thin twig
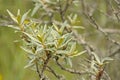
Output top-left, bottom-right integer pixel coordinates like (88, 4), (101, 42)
(56, 60), (87, 75)
(47, 66), (65, 80)
(81, 0), (120, 46)
(40, 53), (51, 79)
(36, 62), (42, 79)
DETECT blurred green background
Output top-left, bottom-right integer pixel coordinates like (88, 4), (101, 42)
(0, 0), (120, 80)
(0, 0), (39, 80)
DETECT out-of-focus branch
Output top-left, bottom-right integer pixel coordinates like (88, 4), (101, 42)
(58, 0), (73, 22)
(36, 63), (42, 79)
(47, 66), (65, 80)
(103, 71), (111, 80)
(81, 0), (120, 46)
(108, 0), (120, 22)
(40, 53), (51, 80)
(109, 48), (120, 57)
(72, 30), (95, 55)
(56, 60), (88, 75)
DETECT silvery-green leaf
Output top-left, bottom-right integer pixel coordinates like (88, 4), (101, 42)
(56, 50), (69, 54)
(91, 52), (101, 64)
(67, 14), (73, 23)
(24, 62), (34, 69)
(59, 21), (67, 34)
(91, 60), (98, 72)
(53, 23), (59, 31)
(8, 25), (20, 30)
(70, 50), (87, 57)
(21, 46), (33, 54)
(23, 32), (41, 44)
(102, 57), (113, 63)
(73, 14), (77, 21)
(73, 26), (85, 29)
(51, 29), (60, 39)
(31, 3), (41, 16)
(7, 9), (18, 23)
(17, 9), (20, 16)
(69, 42), (76, 53)
(21, 10), (31, 24)
(65, 57), (72, 67)
(59, 38), (72, 48)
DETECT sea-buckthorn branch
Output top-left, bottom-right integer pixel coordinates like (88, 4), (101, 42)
(81, 0), (120, 57)
(55, 59), (88, 75)
(47, 66), (65, 80)
(109, 48), (120, 57)
(103, 71), (112, 80)
(39, 53), (51, 80)
(36, 62), (42, 79)
(107, 0), (120, 22)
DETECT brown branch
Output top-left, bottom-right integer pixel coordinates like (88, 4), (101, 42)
(103, 71), (112, 80)
(56, 60), (88, 75)
(81, 0), (120, 46)
(108, 0), (120, 22)
(36, 62), (42, 79)
(96, 67), (105, 80)
(40, 53), (51, 79)
(47, 66), (65, 80)
(58, 0), (73, 22)
(109, 48), (120, 57)
(58, 0), (65, 22)
(72, 30), (94, 55)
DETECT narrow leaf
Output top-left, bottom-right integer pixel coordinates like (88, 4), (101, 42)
(23, 32), (41, 44)
(31, 3), (41, 16)
(7, 9), (18, 23)
(91, 52), (101, 64)
(21, 10), (31, 24)
(69, 42), (76, 53)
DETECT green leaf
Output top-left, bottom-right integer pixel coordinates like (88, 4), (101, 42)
(17, 9), (20, 16)
(16, 9), (21, 23)
(7, 9), (18, 23)
(57, 38), (64, 47)
(37, 34), (43, 43)
(59, 38), (72, 48)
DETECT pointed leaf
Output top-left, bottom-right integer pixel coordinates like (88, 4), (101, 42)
(7, 9), (18, 23)
(102, 57), (113, 63)
(69, 50), (87, 57)
(69, 42), (76, 53)
(53, 23), (59, 31)
(91, 52), (101, 64)
(65, 57), (72, 67)
(21, 10), (31, 24)
(31, 3), (41, 16)
(23, 32), (41, 44)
